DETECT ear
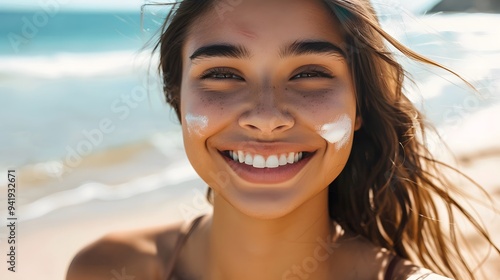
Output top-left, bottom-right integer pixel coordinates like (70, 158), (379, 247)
(354, 115), (362, 131)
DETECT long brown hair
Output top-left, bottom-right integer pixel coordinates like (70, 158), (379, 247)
(153, 0), (499, 279)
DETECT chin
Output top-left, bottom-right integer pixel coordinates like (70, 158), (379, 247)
(217, 186), (308, 220)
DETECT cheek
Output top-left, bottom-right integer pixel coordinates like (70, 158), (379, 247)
(288, 86), (356, 151)
(181, 88), (226, 138)
(315, 84), (355, 151)
(181, 82), (252, 137)
(317, 114), (353, 150)
(184, 114), (209, 136)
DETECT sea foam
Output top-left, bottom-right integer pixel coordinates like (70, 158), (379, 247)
(0, 50), (157, 79)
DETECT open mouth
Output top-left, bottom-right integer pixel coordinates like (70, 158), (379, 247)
(218, 149), (316, 184)
(220, 150), (315, 169)
(219, 150), (316, 185)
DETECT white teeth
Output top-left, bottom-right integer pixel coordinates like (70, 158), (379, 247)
(238, 151), (245, 163)
(245, 154), (253, 165)
(253, 155), (266, 168)
(279, 154), (288, 166)
(265, 155), (279, 168)
(227, 150), (307, 168)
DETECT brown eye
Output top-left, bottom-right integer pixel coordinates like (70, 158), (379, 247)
(200, 67), (245, 81)
(291, 71), (333, 80)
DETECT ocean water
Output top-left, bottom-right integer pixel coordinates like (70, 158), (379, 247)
(0, 9), (174, 162)
(0, 9), (499, 222)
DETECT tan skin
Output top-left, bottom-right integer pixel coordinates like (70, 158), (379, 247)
(67, 1), (451, 279)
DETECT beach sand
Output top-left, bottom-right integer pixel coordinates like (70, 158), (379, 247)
(2, 115), (500, 280)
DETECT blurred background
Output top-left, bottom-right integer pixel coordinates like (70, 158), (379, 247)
(0, 0), (499, 279)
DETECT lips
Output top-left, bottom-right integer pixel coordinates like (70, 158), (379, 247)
(218, 148), (316, 184)
(225, 150), (308, 168)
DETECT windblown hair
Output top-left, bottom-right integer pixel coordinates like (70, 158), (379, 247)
(152, 0), (499, 279)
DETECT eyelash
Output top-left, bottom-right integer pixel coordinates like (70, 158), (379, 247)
(199, 67), (244, 81)
(199, 67), (334, 81)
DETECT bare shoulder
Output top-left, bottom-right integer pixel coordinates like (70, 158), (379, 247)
(66, 221), (184, 280)
(334, 234), (452, 280)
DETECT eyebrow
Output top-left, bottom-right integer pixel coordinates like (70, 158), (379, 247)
(189, 44), (251, 61)
(279, 40), (346, 59)
(189, 40), (346, 61)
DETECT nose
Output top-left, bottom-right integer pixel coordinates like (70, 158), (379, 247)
(238, 87), (294, 135)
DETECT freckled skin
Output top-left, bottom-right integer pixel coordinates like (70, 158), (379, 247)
(182, 44), (359, 216)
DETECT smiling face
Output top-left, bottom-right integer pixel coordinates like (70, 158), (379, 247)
(179, 0), (361, 218)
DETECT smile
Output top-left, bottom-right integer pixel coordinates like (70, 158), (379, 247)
(219, 149), (316, 184)
(223, 150), (311, 168)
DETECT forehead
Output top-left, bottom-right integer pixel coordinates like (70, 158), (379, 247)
(184, 0), (345, 56)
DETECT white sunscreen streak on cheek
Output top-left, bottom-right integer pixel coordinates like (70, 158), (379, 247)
(318, 114), (352, 150)
(185, 114), (208, 136)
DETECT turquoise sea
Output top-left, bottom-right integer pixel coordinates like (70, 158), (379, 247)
(0, 8), (499, 221)
(0, 9), (174, 164)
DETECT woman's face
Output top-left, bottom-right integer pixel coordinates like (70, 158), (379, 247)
(179, 0), (361, 218)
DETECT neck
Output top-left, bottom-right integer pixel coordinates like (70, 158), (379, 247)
(206, 189), (338, 280)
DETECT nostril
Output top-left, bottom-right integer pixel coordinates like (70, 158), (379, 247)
(239, 110), (295, 134)
(245, 124), (259, 130)
(274, 125), (288, 131)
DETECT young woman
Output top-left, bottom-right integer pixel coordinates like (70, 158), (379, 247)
(66, 0), (499, 279)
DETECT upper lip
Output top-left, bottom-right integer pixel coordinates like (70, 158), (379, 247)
(216, 142), (317, 157)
